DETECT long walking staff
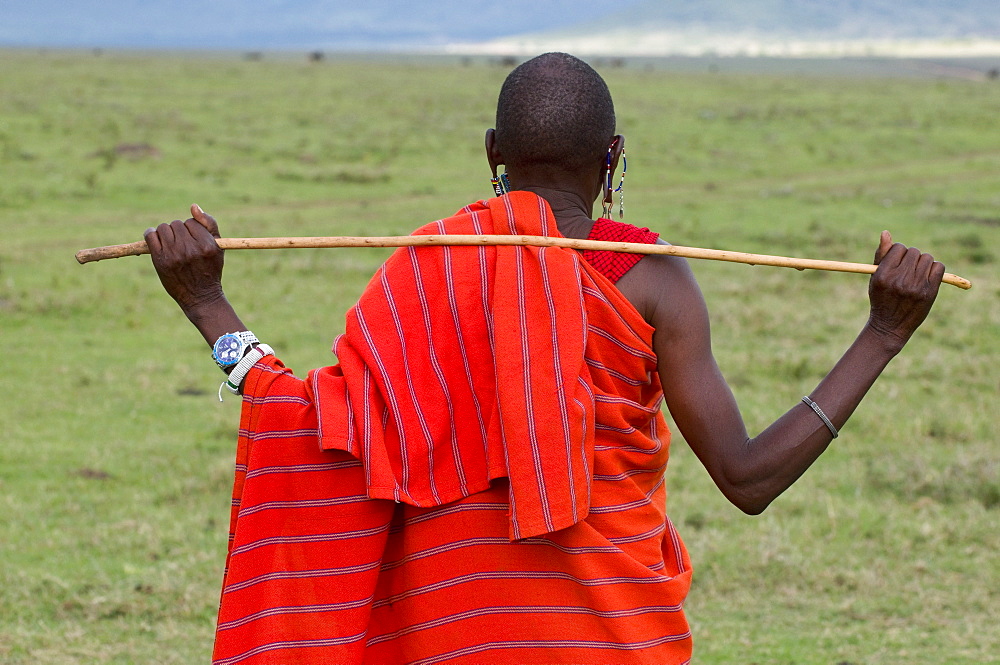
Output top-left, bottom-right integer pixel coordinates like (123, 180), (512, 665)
(75, 235), (973, 290)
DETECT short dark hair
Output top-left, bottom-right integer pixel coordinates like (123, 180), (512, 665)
(495, 53), (616, 173)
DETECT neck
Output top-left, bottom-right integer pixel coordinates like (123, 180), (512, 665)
(518, 185), (596, 239)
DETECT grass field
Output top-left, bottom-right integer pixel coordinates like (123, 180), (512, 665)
(1, 49), (998, 664)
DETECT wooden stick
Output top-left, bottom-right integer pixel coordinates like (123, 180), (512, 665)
(74, 235), (972, 290)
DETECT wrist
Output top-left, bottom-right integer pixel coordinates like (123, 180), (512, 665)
(178, 293), (249, 349)
(181, 290), (228, 323)
(861, 319), (907, 357)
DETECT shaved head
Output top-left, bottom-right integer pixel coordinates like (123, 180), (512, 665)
(495, 53), (616, 174)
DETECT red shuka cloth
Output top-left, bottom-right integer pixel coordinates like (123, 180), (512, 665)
(214, 192), (692, 664)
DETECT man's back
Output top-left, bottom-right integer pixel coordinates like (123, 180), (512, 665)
(212, 192), (695, 664)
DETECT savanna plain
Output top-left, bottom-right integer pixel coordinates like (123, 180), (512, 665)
(1, 49), (997, 664)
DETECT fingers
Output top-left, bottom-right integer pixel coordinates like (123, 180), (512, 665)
(144, 221), (180, 257)
(928, 258), (946, 286)
(876, 245), (922, 279)
(191, 203), (221, 238)
(873, 230), (893, 265)
(143, 211), (226, 310)
(867, 239), (945, 348)
(898, 246), (944, 284)
(143, 217), (219, 265)
(874, 241), (908, 274)
(143, 226), (162, 255)
(872, 232), (946, 285)
(872, 241), (945, 295)
(873, 235), (940, 277)
(914, 253), (946, 296)
(906, 246), (946, 286)
(915, 251), (936, 279)
(145, 206), (220, 256)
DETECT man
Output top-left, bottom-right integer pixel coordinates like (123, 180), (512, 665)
(146, 53), (943, 664)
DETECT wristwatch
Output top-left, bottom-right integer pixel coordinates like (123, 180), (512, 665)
(212, 331), (259, 370)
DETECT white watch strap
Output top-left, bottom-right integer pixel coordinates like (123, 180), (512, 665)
(218, 344), (274, 401)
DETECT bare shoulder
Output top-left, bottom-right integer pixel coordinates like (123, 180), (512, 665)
(614, 239), (710, 340)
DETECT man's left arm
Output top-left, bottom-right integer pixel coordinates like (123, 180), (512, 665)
(622, 233), (944, 514)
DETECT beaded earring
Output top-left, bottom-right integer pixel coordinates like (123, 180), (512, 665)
(602, 143), (626, 219)
(491, 171), (512, 197)
(614, 151), (626, 219)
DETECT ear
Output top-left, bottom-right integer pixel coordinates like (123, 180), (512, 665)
(602, 134), (625, 205)
(485, 128), (504, 176)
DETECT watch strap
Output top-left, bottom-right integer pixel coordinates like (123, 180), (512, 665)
(218, 343), (274, 401)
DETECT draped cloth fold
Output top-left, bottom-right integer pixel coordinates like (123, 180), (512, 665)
(213, 192), (693, 664)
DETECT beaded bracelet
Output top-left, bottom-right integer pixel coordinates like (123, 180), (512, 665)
(801, 396), (839, 439)
(218, 344), (274, 401)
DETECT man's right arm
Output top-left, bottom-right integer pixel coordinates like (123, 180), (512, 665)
(144, 205), (249, 359)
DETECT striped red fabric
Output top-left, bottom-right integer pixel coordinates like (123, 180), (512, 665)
(582, 217), (660, 283)
(213, 192), (692, 664)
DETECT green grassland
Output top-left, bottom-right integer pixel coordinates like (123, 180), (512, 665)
(1, 49), (998, 663)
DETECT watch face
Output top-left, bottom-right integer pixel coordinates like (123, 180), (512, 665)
(214, 334), (243, 366)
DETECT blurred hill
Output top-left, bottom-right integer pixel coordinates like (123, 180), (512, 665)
(603, 0), (1000, 39)
(457, 0), (1000, 56)
(3, 0), (999, 55)
(0, 0), (625, 50)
